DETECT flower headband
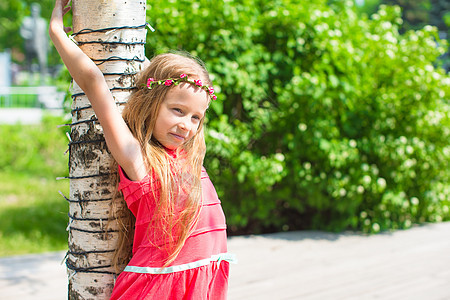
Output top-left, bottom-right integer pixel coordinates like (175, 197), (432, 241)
(146, 74), (217, 100)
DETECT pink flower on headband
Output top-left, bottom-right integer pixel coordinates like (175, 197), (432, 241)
(147, 78), (155, 87)
(145, 76), (218, 100)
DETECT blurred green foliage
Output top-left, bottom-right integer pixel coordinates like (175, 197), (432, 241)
(147, 0), (450, 234)
(355, 0), (383, 16)
(0, 116), (69, 256)
(0, 115), (69, 176)
(382, 0), (431, 31)
(0, 0), (57, 63)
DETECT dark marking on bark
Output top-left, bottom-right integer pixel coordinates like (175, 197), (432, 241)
(95, 232), (114, 241)
(82, 191), (92, 199)
(80, 201), (89, 217)
(85, 286), (104, 296)
(103, 43), (119, 52)
(68, 281), (83, 299)
(89, 221), (101, 228)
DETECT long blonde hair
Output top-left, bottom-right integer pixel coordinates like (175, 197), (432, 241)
(111, 52), (212, 271)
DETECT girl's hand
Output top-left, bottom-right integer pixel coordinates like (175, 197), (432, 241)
(50, 0), (72, 34)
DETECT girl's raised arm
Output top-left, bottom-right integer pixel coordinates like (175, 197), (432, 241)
(49, 0), (146, 180)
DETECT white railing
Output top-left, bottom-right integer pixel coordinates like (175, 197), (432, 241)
(0, 86), (65, 109)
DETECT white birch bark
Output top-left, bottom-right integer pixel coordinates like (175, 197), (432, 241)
(67, 1), (146, 299)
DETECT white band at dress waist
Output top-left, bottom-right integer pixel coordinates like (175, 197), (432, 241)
(123, 253), (237, 275)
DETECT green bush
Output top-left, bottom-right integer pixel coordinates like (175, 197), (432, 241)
(146, 0), (449, 234)
(0, 115), (69, 177)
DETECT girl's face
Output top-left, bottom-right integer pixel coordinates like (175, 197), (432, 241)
(153, 83), (209, 150)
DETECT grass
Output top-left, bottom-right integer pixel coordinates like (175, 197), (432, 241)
(0, 172), (69, 256)
(0, 115), (70, 257)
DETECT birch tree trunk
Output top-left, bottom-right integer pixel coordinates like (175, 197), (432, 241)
(67, 1), (146, 299)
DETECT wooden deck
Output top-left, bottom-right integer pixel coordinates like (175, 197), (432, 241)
(228, 222), (450, 300)
(1, 222), (449, 299)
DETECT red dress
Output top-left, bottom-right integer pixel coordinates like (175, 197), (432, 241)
(110, 162), (235, 300)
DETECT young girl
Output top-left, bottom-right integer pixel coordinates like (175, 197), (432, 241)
(50, 1), (235, 299)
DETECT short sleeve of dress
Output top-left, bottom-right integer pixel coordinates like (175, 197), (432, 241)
(117, 166), (155, 216)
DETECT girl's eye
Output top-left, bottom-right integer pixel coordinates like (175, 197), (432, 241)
(192, 115), (202, 123)
(173, 108), (183, 114)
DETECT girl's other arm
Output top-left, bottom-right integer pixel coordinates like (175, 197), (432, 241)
(49, 0), (147, 180)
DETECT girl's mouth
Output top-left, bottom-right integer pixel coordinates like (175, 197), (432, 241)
(170, 133), (185, 141)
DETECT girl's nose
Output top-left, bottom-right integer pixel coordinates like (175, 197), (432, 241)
(179, 119), (191, 132)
